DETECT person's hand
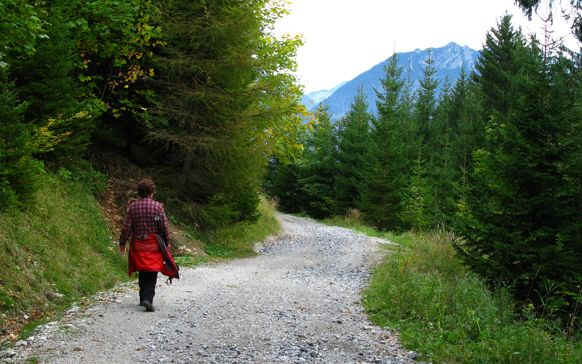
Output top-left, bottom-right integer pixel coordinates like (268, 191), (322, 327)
(119, 244), (126, 255)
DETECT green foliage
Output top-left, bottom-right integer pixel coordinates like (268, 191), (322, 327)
(456, 15), (582, 325)
(197, 197), (280, 259)
(263, 11), (582, 337)
(401, 156), (432, 230)
(0, 174), (126, 330)
(2, 0), (300, 233)
(0, 75), (43, 209)
(400, 53), (442, 229)
(1, 0), (161, 162)
(334, 89), (373, 214)
(364, 229), (582, 363)
(299, 105), (337, 218)
(264, 158), (307, 214)
(415, 52), (438, 149)
(55, 160), (108, 198)
(361, 55), (411, 230)
(0, 0), (45, 69)
(149, 0), (303, 227)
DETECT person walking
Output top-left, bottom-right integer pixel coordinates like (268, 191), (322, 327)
(119, 178), (173, 312)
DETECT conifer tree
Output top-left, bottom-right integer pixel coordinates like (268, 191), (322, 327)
(456, 15), (582, 319)
(150, 0), (302, 226)
(415, 52), (438, 150)
(450, 71), (485, 209)
(0, 76), (42, 208)
(403, 52), (439, 228)
(334, 89), (372, 215)
(429, 79), (457, 224)
(264, 157), (306, 214)
(0, 3), (44, 208)
(360, 55), (409, 229)
(473, 15), (526, 115)
(299, 105), (337, 218)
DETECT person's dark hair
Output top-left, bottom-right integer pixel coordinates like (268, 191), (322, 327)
(137, 178), (155, 198)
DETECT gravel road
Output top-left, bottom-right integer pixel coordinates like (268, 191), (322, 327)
(2, 214), (415, 364)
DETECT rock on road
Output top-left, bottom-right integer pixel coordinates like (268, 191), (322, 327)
(3, 214), (415, 364)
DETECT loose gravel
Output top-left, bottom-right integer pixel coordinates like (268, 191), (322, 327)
(2, 214), (416, 364)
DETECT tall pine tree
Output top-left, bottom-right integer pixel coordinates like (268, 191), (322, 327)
(150, 0), (302, 226)
(402, 52), (439, 229)
(334, 88), (372, 215)
(299, 105), (337, 218)
(456, 15), (582, 320)
(361, 55), (409, 230)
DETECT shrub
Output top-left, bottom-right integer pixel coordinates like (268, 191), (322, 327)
(364, 230), (582, 363)
(0, 76), (43, 210)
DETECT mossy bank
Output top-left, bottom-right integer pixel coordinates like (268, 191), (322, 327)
(0, 173), (126, 341)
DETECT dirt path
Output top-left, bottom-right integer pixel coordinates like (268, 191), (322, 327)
(2, 214), (414, 363)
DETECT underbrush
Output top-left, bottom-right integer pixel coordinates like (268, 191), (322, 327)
(0, 173), (126, 340)
(196, 197), (280, 259)
(326, 216), (582, 363)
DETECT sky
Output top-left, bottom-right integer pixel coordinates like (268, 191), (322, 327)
(274, 0), (576, 93)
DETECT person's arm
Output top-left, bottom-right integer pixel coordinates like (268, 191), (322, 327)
(119, 206), (133, 254)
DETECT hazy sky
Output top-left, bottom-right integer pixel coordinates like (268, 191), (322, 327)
(275, 0), (575, 93)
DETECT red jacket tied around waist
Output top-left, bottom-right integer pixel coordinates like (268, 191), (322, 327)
(120, 197), (170, 275)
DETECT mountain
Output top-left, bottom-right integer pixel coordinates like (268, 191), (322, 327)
(313, 42), (480, 120)
(301, 81), (347, 110)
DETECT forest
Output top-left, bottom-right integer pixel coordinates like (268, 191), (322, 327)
(266, 12), (582, 327)
(1, 0), (582, 339)
(0, 0), (303, 226)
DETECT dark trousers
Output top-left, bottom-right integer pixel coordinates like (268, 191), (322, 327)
(138, 271), (158, 303)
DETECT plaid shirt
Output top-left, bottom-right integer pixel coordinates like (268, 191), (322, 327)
(119, 197), (170, 246)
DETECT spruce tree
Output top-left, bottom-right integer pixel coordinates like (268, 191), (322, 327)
(415, 51), (438, 150)
(402, 52), (439, 229)
(360, 55), (409, 230)
(264, 158), (306, 214)
(0, 76), (42, 209)
(429, 78), (456, 225)
(334, 89), (372, 215)
(456, 15), (582, 320)
(446, 70), (485, 216)
(150, 0), (302, 226)
(299, 105), (337, 218)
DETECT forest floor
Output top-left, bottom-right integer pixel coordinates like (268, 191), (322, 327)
(1, 214), (417, 363)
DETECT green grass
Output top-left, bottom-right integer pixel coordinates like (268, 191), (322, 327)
(322, 215), (415, 247)
(0, 173), (127, 337)
(196, 197), (280, 259)
(324, 216), (582, 363)
(173, 255), (210, 267)
(19, 318), (50, 340)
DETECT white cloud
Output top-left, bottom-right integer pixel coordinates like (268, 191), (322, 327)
(275, 0), (577, 93)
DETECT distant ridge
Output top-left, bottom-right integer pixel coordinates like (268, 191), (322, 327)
(305, 42), (480, 120)
(301, 81), (347, 111)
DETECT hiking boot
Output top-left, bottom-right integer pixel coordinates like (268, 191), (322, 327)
(143, 300), (155, 312)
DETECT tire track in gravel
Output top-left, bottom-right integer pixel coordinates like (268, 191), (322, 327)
(3, 213), (416, 364)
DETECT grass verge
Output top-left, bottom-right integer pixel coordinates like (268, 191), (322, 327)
(325, 216), (582, 363)
(195, 197), (280, 259)
(0, 173), (127, 341)
(322, 215), (415, 247)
